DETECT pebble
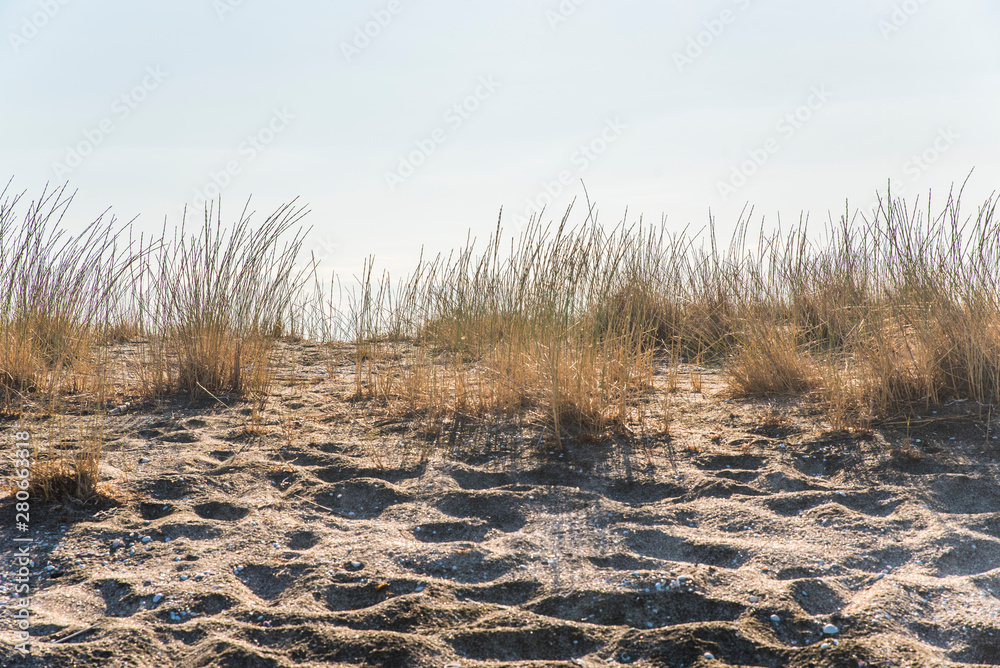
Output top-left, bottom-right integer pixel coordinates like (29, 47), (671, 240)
(111, 539), (125, 549)
(139, 458), (150, 463)
(704, 652), (715, 660)
(350, 561), (362, 569)
(749, 595), (758, 603)
(141, 536), (152, 544)
(770, 614), (781, 623)
(823, 624), (839, 635)
(153, 594), (163, 604)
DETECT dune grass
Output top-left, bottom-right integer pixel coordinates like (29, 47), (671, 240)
(344, 183), (1000, 435)
(0, 181), (141, 499)
(722, 184), (1000, 423)
(1, 186), (311, 500)
(135, 199), (312, 402)
(3, 179), (999, 499)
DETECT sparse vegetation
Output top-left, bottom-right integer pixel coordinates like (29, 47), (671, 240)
(3, 179), (999, 500)
(345, 182), (1000, 433)
(1, 186), (310, 500)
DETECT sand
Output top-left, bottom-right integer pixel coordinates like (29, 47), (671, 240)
(2, 340), (1000, 667)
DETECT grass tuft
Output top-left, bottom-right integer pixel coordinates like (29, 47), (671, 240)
(137, 199), (312, 401)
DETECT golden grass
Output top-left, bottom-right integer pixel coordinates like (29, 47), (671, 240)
(1, 185), (310, 500)
(343, 182), (1000, 432)
(4, 177), (1000, 500)
(135, 199), (312, 401)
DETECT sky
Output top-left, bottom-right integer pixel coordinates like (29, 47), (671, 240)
(1, 0), (998, 279)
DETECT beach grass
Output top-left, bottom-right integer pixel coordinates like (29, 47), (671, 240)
(3, 180), (998, 499)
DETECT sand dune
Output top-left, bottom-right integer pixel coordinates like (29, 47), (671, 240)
(3, 340), (1000, 667)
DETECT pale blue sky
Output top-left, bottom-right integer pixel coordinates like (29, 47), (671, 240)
(2, 0), (997, 277)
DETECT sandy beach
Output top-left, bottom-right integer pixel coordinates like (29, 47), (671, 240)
(3, 340), (999, 667)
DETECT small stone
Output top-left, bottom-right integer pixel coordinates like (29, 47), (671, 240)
(141, 536), (152, 544)
(770, 614), (781, 623)
(823, 624), (839, 635)
(749, 595), (758, 603)
(111, 539), (125, 549)
(350, 561), (362, 569)
(138, 458), (150, 463)
(180, 575), (189, 581)
(153, 593), (163, 604)
(704, 652), (715, 660)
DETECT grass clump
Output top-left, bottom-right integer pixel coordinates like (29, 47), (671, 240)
(347, 204), (669, 443)
(716, 182), (1000, 422)
(0, 181), (139, 500)
(0, 182), (135, 406)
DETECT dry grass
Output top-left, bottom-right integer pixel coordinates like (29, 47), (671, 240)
(4, 178), (1000, 500)
(734, 183), (1000, 423)
(345, 204), (663, 443)
(0, 183), (132, 406)
(0, 182), (139, 500)
(135, 199), (312, 401)
(1, 186), (311, 501)
(342, 182), (1000, 434)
